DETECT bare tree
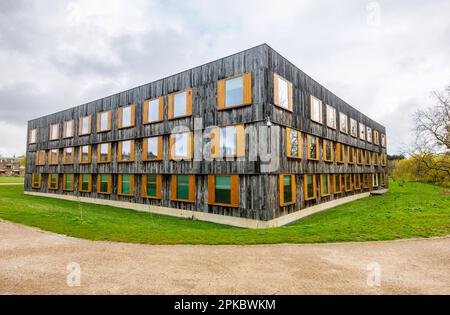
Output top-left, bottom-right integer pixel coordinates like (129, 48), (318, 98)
(411, 86), (450, 178)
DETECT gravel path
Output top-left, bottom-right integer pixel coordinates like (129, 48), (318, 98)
(0, 220), (449, 295)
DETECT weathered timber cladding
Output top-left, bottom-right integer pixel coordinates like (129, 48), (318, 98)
(25, 44), (387, 222)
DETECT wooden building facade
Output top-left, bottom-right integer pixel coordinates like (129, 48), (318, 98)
(25, 44), (388, 225)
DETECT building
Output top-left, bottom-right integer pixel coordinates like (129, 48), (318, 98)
(24, 44), (388, 228)
(0, 156), (25, 176)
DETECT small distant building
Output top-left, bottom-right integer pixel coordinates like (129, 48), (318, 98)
(0, 156), (25, 176)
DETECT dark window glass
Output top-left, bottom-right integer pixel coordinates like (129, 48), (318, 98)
(283, 175), (292, 203)
(100, 175), (109, 193)
(121, 175), (131, 195)
(65, 174), (73, 190)
(176, 175), (190, 200)
(146, 175), (157, 197)
(81, 174), (90, 191)
(307, 175), (314, 198)
(215, 176), (231, 204)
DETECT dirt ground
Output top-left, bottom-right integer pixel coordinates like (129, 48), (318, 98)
(0, 220), (449, 295)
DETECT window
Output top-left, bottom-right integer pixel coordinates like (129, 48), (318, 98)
(373, 152), (379, 165)
(171, 175), (195, 202)
(97, 111), (111, 132)
(365, 150), (371, 165)
(63, 120), (74, 138)
(367, 127), (372, 143)
(97, 143), (111, 163)
(79, 174), (92, 192)
(326, 105), (336, 129)
(143, 137), (162, 161)
(339, 112), (348, 133)
(49, 124), (59, 141)
(350, 118), (357, 137)
(286, 128), (301, 158)
(143, 97), (164, 124)
(118, 140), (135, 162)
(48, 174), (58, 190)
(310, 95), (323, 124)
(118, 104), (135, 129)
(380, 173), (386, 186)
(307, 135), (319, 160)
(35, 150), (46, 166)
(142, 175), (162, 199)
(31, 173), (41, 188)
(211, 125), (245, 158)
(344, 174), (352, 192)
(218, 73), (252, 110)
(29, 129), (37, 144)
(374, 130), (379, 145)
(49, 149), (59, 165)
(97, 174), (111, 194)
(354, 174), (361, 190)
(79, 145), (91, 164)
(333, 175), (342, 194)
(169, 89), (192, 119)
(323, 139), (334, 162)
(79, 115), (91, 136)
(381, 153), (387, 166)
(118, 174), (134, 196)
(347, 146), (355, 164)
(372, 173), (379, 188)
(170, 132), (193, 160)
(278, 174), (296, 206)
(62, 147), (74, 164)
(320, 174), (331, 196)
(363, 174), (370, 188)
(336, 143), (345, 163)
(63, 174), (74, 191)
(304, 174), (317, 200)
(357, 149), (363, 165)
(208, 175), (240, 207)
(381, 134), (386, 147)
(359, 123), (366, 140)
(273, 74), (293, 111)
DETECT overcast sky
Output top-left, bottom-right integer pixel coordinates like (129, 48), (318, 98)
(0, 0), (449, 156)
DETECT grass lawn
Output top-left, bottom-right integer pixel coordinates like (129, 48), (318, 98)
(0, 176), (24, 183)
(0, 179), (448, 245)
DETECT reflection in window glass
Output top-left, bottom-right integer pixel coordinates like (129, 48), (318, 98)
(81, 174), (90, 191)
(283, 175), (292, 203)
(225, 76), (243, 107)
(121, 141), (131, 160)
(121, 175), (131, 195)
(65, 121), (72, 137)
(290, 130), (298, 156)
(100, 175), (109, 193)
(173, 92), (187, 117)
(146, 137), (158, 159)
(81, 116), (90, 134)
(99, 143), (109, 162)
(148, 99), (159, 122)
(122, 106), (132, 127)
(278, 77), (289, 108)
(174, 133), (188, 157)
(146, 175), (157, 197)
(219, 127), (236, 156)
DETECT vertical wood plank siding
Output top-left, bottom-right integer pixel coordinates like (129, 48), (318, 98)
(25, 44), (387, 221)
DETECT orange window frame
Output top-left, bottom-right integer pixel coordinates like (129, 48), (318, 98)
(78, 115), (92, 136)
(118, 174), (134, 196)
(273, 73), (293, 112)
(79, 145), (92, 164)
(63, 120), (74, 138)
(97, 143), (112, 163)
(336, 143), (345, 163)
(96, 111), (112, 133)
(217, 73), (252, 111)
(97, 174), (112, 194)
(118, 104), (136, 129)
(304, 174), (317, 201)
(208, 175), (240, 207)
(211, 125), (245, 159)
(320, 174), (331, 197)
(323, 139), (334, 162)
(168, 89), (193, 119)
(278, 174), (296, 206)
(79, 174), (92, 193)
(286, 128), (302, 159)
(143, 97), (164, 124)
(118, 140), (135, 162)
(49, 149), (59, 165)
(31, 173), (41, 188)
(63, 147), (74, 165)
(142, 174), (162, 199)
(307, 135), (319, 160)
(48, 173), (59, 190)
(170, 175), (195, 203)
(142, 137), (163, 161)
(333, 174), (342, 194)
